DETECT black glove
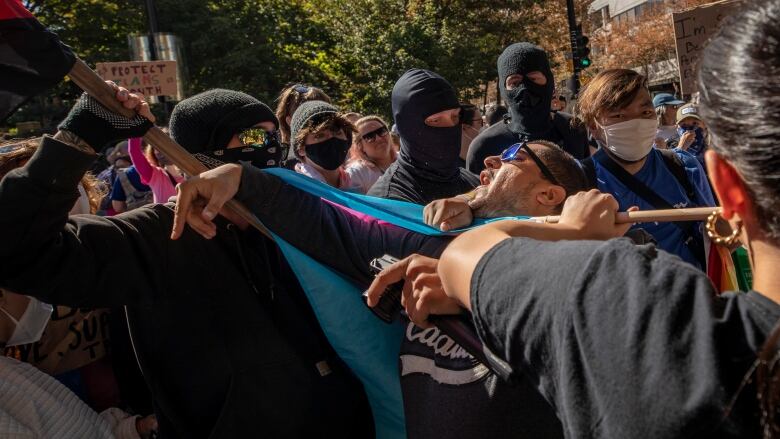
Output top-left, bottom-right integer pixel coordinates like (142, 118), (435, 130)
(58, 93), (153, 152)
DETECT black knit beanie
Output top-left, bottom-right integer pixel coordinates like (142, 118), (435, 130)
(289, 100), (339, 151)
(169, 89), (278, 153)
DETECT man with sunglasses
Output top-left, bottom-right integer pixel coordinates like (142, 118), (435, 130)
(0, 87), (373, 438)
(168, 139), (588, 439)
(424, 141), (587, 231)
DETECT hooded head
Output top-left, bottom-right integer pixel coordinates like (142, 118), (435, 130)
(497, 43), (555, 137)
(169, 89), (283, 169)
(392, 69), (461, 179)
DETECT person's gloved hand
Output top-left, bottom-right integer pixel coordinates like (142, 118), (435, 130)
(58, 85), (154, 152)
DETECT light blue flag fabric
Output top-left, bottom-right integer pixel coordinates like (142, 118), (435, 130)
(262, 168), (527, 439)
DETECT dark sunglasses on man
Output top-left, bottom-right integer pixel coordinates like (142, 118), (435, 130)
(360, 126), (389, 143)
(238, 127), (288, 156)
(500, 142), (561, 186)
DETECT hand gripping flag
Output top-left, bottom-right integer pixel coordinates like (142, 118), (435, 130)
(261, 167), (525, 439)
(0, 0), (76, 123)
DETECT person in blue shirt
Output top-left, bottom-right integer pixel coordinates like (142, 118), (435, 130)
(109, 165), (152, 213)
(576, 69), (715, 268)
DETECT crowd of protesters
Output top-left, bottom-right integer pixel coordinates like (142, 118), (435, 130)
(1, 0), (779, 438)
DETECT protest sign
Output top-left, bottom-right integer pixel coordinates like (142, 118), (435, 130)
(673, 0), (739, 95)
(4, 306), (110, 375)
(96, 60), (178, 97)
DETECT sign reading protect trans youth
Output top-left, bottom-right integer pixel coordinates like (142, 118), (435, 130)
(96, 60), (178, 97)
(673, 0), (739, 95)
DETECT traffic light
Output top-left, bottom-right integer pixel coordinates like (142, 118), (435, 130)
(574, 23), (592, 70)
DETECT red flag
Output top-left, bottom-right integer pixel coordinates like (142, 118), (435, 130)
(0, 0), (76, 123)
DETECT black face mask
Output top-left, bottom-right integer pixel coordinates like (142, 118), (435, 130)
(194, 138), (286, 170)
(497, 43), (555, 138)
(392, 69), (462, 180)
(305, 136), (350, 171)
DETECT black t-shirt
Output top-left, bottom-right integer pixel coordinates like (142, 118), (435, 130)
(471, 237), (780, 438)
(367, 161), (479, 205)
(466, 112), (589, 174)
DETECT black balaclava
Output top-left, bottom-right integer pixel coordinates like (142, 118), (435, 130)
(169, 89), (284, 169)
(497, 43), (555, 138)
(392, 69), (461, 180)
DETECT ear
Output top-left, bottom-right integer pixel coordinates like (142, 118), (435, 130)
(705, 150), (750, 220)
(588, 123), (605, 143)
(535, 184), (567, 209)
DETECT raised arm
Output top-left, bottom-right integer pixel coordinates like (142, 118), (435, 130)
(0, 87), (165, 308)
(127, 137), (154, 184)
(173, 163), (449, 285)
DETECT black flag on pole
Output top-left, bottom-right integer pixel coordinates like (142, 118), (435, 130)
(0, 0), (76, 123)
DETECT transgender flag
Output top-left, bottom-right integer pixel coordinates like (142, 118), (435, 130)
(0, 0), (76, 123)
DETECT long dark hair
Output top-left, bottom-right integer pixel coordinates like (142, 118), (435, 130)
(699, 0), (780, 436)
(698, 0), (780, 245)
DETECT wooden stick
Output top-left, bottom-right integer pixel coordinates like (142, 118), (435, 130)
(531, 206), (722, 224)
(67, 59), (273, 239)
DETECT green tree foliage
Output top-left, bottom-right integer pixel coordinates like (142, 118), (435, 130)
(8, 0), (548, 129)
(308, 0), (540, 118)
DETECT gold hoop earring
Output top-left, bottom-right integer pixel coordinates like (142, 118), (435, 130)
(706, 212), (741, 246)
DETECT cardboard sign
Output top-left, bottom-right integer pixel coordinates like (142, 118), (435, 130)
(4, 306), (110, 375)
(673, 0), (739, 95)
(96, 60), (178, 97)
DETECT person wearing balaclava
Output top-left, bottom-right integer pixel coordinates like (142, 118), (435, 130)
(0, 86), (373, 437)
(368, 69), (479, 204)
(465, 43), (589, 174)
(288, 100), (358, 190)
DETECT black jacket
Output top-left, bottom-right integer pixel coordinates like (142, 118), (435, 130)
(368, 69), (479, 204)
(0, 137), (371, 439)
(465, 112), (589, 174)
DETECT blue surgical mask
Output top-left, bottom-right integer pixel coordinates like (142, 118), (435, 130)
(677, 126), (705, 154)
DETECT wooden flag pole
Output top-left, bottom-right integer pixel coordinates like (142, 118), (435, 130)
(531, 206), (722, 224)
(67, 59), (274, 240)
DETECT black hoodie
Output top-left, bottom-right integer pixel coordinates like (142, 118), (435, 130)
(368, 69), (478, 204)
(465, 43), (588, 174)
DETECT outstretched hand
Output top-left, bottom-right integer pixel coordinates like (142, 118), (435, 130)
(171, 163), (244, 240)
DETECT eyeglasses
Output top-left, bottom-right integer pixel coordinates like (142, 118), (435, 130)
(500, 142), (561, 186)
(238, 127), (288, 156)
(360, 126), (389, 143)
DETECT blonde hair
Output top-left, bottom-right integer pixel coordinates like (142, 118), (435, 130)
(575, 69), (648, 128)
(0, 138), (105, 213)
(349, 115), (397, 165)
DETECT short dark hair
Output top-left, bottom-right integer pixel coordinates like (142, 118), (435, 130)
(699, 0), (780, 244)
(529, 140), (588, 212)
(293, 113), (356, 158)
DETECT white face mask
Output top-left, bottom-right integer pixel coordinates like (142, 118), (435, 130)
(599, 118), (658, 161)
(0, 297), (53, 347)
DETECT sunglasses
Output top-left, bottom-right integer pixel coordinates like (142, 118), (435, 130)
(238, 127), (288, 155)
(500, 142), (561, 186)
(292, 84), (310, 94)
(360, 126), (389, 143)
